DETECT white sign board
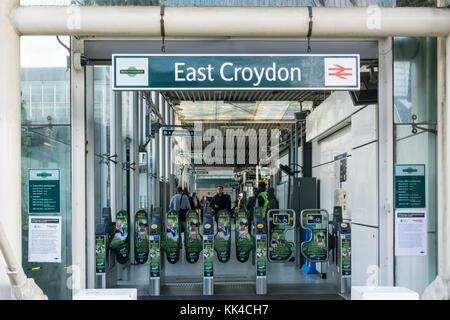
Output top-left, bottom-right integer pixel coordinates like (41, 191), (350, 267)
(28, 216), (62, 263)
(395, 210), (427, 256)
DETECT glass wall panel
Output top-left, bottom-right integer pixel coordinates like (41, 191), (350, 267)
(21, 36), (71, 300)
(94, 66), (112, 224)
(393, 37), (437, 296)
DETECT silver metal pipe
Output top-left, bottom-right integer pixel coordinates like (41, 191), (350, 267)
(10, 6), (450, 38)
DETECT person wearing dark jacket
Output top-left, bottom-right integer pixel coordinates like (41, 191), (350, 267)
(184, 188), (196, 211)
(267, 187), (279, 210)
(210, 186), (231, 215)
(246, 188), (258, 223)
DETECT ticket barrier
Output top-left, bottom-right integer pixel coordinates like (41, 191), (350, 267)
(202, 207), (215, 295)
(300, 209), (329, 265)
(254, 207), (267, 295)
(95, 207), (117, 288)
(149, 207), (162, 296)
(328, 206), (351, 294)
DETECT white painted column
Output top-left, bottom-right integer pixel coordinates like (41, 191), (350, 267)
(71, 38), (87, 294)
(378, 37), (395, 287)
(0, 0), (20, 300)
(423, 33), (450, 300)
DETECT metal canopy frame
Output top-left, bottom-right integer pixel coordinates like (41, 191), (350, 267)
(0, 1), (449, 299)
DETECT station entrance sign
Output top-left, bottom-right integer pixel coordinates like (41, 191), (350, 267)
(112, 54), (360, 91)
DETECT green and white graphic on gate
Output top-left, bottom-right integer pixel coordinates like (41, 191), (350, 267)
(95, 235), (106, 274)
(341, 234), (351, 277)
(256, 235), (267, 277)
(161, 210), (181, 264)
(267, 209), (295, 262)
(300, 209), (329, 262)
(185, 210), (203, 263)
(214, 210), (231, 263)
(235, 209), (254, 263)
(110, 210), (129, 264)
(149, 236), (161, 278)
(203, 237), (214, 277)
(135, 210), (149, 264)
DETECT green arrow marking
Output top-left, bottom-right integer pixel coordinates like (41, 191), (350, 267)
(403, 168), (418, 174)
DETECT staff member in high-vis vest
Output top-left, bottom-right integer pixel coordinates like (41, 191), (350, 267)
(256, 181), (269, 218)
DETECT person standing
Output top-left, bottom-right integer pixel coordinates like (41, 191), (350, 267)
(210, 185), (231, 216)
(267, 187), (279, 211)
(246, 188), (258, 222)
(192, 191), (201, 210)
(256, 181), (269, 219)
(200, 195), (210, 208)
(184, 188), (196, 212)
(169, 186), (191, 234)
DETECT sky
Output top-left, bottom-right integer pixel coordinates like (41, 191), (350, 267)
(21, 36), (71, 68)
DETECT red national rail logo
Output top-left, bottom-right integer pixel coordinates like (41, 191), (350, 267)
(327, 64), (353, 80)
(324, 58), (358, 87)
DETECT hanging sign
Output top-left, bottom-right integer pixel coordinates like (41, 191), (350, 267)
(395, 164), (426, 209)
(235, 209), (254, 263)
(95, 235), (106, 274)
(112, 54), (360, 91)
(28, 169), (60, 214)
(267, 209), (295, 262)
(300, 209), (329, 262)
(135, 209), (149, 264)
(110, 210), (129, 264)
(161, 210), (181, 264)
(214, 210), (231, 263)
(185, 210), (203, 263)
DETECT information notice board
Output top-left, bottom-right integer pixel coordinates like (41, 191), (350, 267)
(28, 169), (60, 214)
(395, 210), (427, 256)
(394, 164), (425, 209)
(28, 216), (62, 263)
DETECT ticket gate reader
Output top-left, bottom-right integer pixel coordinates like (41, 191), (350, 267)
(300, 209), (329, 263)
(267, 209), (295, 263)
(95, 207), (117, 288)
(149, 207), (162, 296)
(214, 210), (232, 263)
(185, 210), (203, 263)
(254, 207), (267, 295)
(337, 222), (351, 294)
(328, 206), (351, 294)
(202, 207), (215, 295)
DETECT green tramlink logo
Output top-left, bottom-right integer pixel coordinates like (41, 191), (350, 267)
(36, 172), (52, 178)
(403, 168), (418, 174)
(120, 66), (145, 77)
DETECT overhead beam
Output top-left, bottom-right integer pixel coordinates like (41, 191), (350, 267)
(9, 6), (450, 38)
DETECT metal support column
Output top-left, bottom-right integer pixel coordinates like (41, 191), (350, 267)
(159, 94), (166, 212)
(129, 92), (139, 263)
(85, 66), (96, 288)
(153, 92), (160, 208)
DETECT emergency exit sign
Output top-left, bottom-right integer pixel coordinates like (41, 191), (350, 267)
(112, 54), (360, 91)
